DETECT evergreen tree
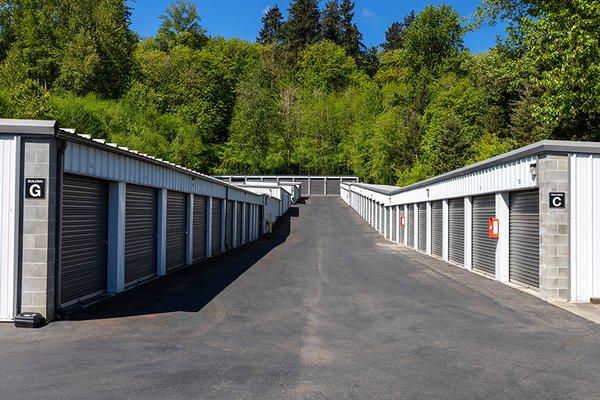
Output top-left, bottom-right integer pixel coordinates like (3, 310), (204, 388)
(284, 0), (320, 53)
(382, 11), (415, 52)
(257, 5), (284, 45)
(321, 0), (341, 44)
(339, 0), (362, 58)
(156, 0), (208, 50)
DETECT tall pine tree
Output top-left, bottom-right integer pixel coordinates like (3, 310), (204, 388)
(382, 11), (415, 52)
(284, 0), (320, 53)
(321, 0), (341, 44)
(257, 5), (283, 45)
(339, 0), (362, 58)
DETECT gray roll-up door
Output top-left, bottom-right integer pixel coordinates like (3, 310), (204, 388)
(509, 190), (539, 288)
(246, 203), (251, 242)
(263, 178), (277, 183)
(399, 207), (405, 244)
(193, 195), (207, 262)
(407, 205), (414, 247)
(225, 200), (233, 250)
(60, 174), (109, 306)
(432, 201), (443, 257)
(125, 184), (157, 285)
(211, 198), (222, 255)
(449, 198), (464, 265)
(326, 178), (340, 195)
(236, 202), (243, 246)
(472, 195), (496, 275)
(418, 203), (426, 252)
(258, 205), (264, 235)
(392, 207), (397, 242)
(311, 178), (325, 195)
(166, 191), (187, 272)
(298, 178), (309, 196)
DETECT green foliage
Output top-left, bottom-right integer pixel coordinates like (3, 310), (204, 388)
(284, 0), (321, 53)
(155, 0), (208, 51)
(297, 41), (358, 93)
(257, 6), (284, 45)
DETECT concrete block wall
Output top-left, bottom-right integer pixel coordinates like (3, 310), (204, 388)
(538, 154), (569, 301)
(21, 138), (57, 319)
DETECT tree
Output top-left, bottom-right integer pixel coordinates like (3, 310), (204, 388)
(156, 0), (208, 50)
(339, 0), (362, 58)
(257, 5), (284, 45)
(284, 0), (320, 53)
(297, 40), (358, 93)
(381, 11), (415, 51)
(321, 0), (341, 44)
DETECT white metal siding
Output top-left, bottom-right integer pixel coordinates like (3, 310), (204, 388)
(0, 136), (19, 321)
(569, 154), (600, 301)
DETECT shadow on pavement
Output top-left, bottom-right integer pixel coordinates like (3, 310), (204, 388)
(65, 205), (300, 321)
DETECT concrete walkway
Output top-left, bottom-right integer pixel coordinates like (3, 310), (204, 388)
(1, 197), (599, 399)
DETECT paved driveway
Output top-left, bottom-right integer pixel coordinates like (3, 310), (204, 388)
(0, 197), (599, 399)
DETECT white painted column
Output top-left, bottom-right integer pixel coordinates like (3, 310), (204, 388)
(206, 196), (213, 257)
(464, 196), (473, 270)
(442, 199), (449, 261)
(220, 199), (226, 252)
(413, 204), (418, 248)
(108, 181), (126, 293)
(426, 201), (432, 255)
(232, 200), (238, 247)
(495, 192), (510, 282)
(157, 189), (167, 276)
(186, 194), (194, 265)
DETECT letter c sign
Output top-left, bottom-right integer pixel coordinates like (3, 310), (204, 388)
(549, 192), (565, 208)
(25, 178), (46, 199)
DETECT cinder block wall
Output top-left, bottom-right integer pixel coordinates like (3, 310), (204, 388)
(21, 138), (57, 319)
(538, 154), (569, 301)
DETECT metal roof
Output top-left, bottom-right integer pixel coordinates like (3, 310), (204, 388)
(349, 183), (403, 196)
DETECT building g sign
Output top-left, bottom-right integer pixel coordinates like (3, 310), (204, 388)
(25, 178), (46, 199)
(549, 192), (565, 208)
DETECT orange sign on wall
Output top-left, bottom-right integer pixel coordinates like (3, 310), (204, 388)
(488, 217), (499, 239)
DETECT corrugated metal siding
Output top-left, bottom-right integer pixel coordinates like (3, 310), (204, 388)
(236, 202), (243, 246)
(509, 190), (539, 288)
(298, 178), (309, 196)
(311, 178), (325, 195)
(472, 195), (496, 275)
(211, 198), (222, 255)
(0, 136), (19, 320)
(193, 195), (207, 262)
(125, 184), (157, 284)
(449, 198), (464, 265)
(225, 200), (233, 250)
(407, 205), (414, 247)
(61, 174), (109, 305)
(399, 208), (405, 244)
(432, 201), (443, 257)
(392, 207), (397, 242)
(246, 203), (251, 242)
(326, 178), (340, 195)
(418, 203), (426, 251)
(166, 191), (187, 272)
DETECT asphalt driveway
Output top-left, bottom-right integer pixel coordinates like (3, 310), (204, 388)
(0, 197), (598, 399)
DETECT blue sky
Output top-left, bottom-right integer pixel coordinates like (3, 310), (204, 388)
(129, 0), (506, 53)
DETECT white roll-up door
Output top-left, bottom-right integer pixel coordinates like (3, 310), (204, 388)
(449, 198), (464, 265)
(193, 195), (207, 262)
(472, 195), (496, 275)
(432, 201), (443, 257)
(125, 184), (157, 285)
(60, 174), (109, 306)
(166, 191), (187, 272)
(418, 203), (426, 252)
(509, 190), (540, 288)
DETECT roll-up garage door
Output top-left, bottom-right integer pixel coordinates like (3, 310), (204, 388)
(449, 198), (464, 265)
(125, 184), (157, 285)
(326, 178), (340, 195)
(298, 178), (309, 196)
(193, 195), (207, 262)
(392, 207), (397, 242)
(166, 191), (186, 272)
(418, 203), (427, 252)
(236, 202), (243, 246)
(310, 178), (325, 195)
(407, 205), (414, 247)
(472, 195), (496, 275)
(258, 205), (264, 235)
(246, 204), (251, 242)
(263, 178), (277, 183)
(211, 198), (222, 255)
(432, 201), (443, 258)
(509, 190), (539, 288)
(61, 174), (109, 306)
(399, 207), (405, 244)
(225, 200), (233, 251)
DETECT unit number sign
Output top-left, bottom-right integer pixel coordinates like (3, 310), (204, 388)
(549, 192), (565, 208)
(25, 178), (46, 199)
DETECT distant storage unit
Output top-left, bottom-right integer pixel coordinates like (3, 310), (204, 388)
(0, 119), (282, 322)
(233, 184), (291, 229)
(215, 175), (359, 197)
(340, 140), (600, 304)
